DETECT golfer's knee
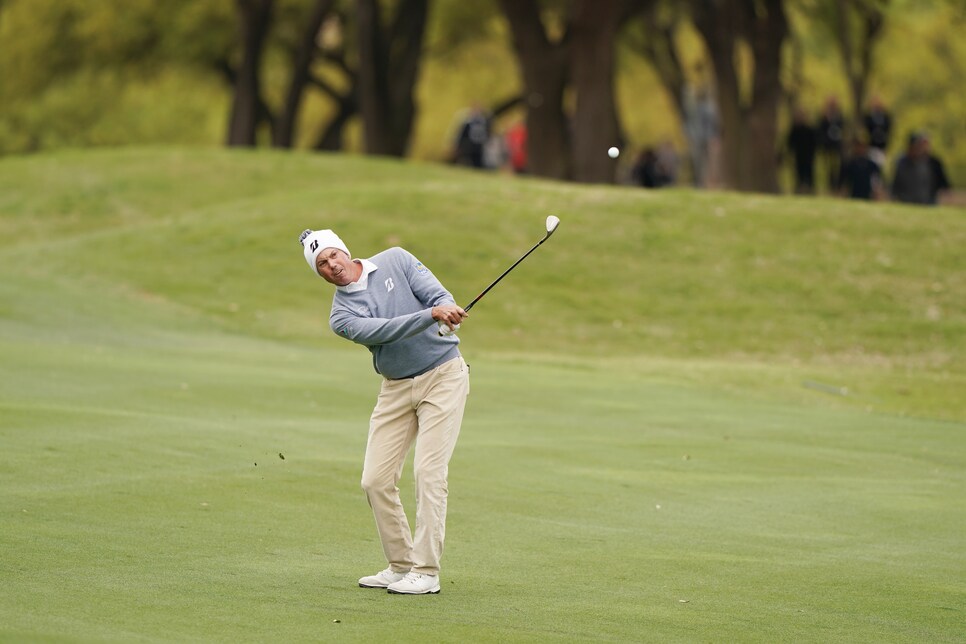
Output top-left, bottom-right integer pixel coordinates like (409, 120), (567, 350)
(360, 470), (393, 497)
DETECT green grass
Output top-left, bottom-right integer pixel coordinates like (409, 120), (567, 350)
(0, 148), (964, 642)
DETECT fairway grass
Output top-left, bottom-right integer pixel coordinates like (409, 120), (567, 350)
(1, 148), (964, 642)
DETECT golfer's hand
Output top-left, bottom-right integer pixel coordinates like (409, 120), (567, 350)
(432, 304), (467, 331)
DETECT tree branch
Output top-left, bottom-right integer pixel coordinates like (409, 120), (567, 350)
(308, 74), (347, 101)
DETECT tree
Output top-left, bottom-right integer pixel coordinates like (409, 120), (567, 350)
(355, 0), (430, 156)
(227, 0), (274, 147)
(273, 0), (335, 148)
(570, 0), (625, 183)
(268, 2), (359, 152)
(690, 0), (789, 192)
(497, 0), (571, 179)
(310, 13), (359, 151)
(818, 0), (888, 127)
(222, 0), (428, 155)
(623, 0), (688, 125)
(498, 0), (647, 183)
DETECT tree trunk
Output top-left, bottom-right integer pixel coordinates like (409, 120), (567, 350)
(355, 0), (429, 156)
(744, 0), (787, 193)
(691, 0), (787, 193)
(273, 0), (334, 148)
(227, 0), (274, 147)
(571, 0), (623, 183)
(385, 0), (429, 155)
(307, 70), (358, 151)
(498, 0), (570, 180)
(692, 0), (741, 188)
(834, 0), (885, 130)
(715, 60), (743, 189)
(356, 0), (391, 155)
(314, 94), (357, 151)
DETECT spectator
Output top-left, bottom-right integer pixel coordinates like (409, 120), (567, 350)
(839, 136), (882, 200)
(655, 139), (680, 186)
(684, 84), (720, 188)
(482, 131), (507, 170)
(892, 132), (951, 205)
(817, 97), (846, 192)
(631, 148), (663, 188)
(452, 104), (490, 168)
(786, 107), (818, 194)
(863, 95), (892, 168)
(504, 120), (528, 174)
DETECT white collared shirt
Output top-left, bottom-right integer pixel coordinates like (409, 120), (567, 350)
(337, 259), (379, 293)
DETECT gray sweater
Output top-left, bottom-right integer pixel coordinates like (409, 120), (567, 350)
(329, 247), (460, 379)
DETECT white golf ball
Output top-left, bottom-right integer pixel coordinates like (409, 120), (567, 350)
(608, 146), (620, 159)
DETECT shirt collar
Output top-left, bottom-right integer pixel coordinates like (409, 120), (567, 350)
(337, 258), (378, 293)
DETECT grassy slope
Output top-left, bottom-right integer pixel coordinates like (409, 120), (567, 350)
(1, 147), (963, 417)
(0, 148), (963, 642)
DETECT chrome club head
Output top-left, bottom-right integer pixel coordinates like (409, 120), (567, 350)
(545, 215), (560, 236)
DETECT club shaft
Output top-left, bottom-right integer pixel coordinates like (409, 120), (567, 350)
(464, 234), (550, 312)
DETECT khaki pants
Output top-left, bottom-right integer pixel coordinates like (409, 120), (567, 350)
(361, 356), (469, 576)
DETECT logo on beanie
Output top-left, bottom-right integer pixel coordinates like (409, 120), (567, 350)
(310, 240), (319, 252)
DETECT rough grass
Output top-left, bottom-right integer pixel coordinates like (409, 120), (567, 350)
(0, 148), (963, 642)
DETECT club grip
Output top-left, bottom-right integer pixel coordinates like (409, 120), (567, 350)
(437, 320), (460, 336)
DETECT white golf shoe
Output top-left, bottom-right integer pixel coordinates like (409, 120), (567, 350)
(386, 572), (441, 595)
(358, 567), (408, 589)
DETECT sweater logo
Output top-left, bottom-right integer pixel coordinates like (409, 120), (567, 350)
(385, 278), (394, 293)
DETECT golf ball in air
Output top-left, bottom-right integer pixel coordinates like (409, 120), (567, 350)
(608, 146), (620, 159)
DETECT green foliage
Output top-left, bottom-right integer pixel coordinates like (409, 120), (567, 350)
(1, 0), (964, 185)
(425, 0), (501, 56)
(0, 0), (235, 152)
(878, 2), (966, 175)
(0, 0), (224, 96)
(160, 1), (236, 67)
(0, 68), (225, 152)
(0, 0), (87, 97)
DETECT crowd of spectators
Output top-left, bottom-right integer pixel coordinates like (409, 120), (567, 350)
(448, 95), (952, 206)
(784, 95), (950, 205)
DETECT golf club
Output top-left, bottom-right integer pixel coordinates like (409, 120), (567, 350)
(439, 215), (560, 335)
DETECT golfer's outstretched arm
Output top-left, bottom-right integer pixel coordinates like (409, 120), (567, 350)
(330, 307), (435, 346)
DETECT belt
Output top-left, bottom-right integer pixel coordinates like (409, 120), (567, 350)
(383, 355), (461, 381)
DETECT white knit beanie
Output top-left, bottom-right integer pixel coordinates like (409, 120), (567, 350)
(298, 229), (351, 277)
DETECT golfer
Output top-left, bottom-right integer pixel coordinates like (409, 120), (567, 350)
(299, 229), (470, 595)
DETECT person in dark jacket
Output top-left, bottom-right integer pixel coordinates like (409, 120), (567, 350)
(817, 97), (845, 192)
(839, 136), (882, 200)
(787, 107), (818, 194)
(863, 95), (892, 168)
(892, 132), (951, 205)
